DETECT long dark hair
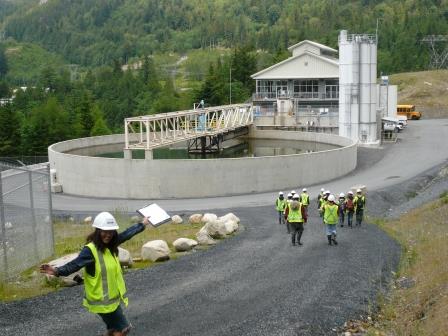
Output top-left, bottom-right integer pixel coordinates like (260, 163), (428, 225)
(86, 229), (119, 256)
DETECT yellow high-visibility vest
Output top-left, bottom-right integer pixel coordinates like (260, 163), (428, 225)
(83, 242), (128, 314)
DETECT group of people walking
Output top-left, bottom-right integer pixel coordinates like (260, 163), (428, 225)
(275, 187), (366, 246)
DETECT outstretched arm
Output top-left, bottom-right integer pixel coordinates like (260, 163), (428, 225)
(40, 246), (94, 277)
(117, 217), (151, 245)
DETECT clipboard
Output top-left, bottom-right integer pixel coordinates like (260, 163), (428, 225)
(137, 203), (171, 227)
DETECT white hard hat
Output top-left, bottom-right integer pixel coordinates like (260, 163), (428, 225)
(302, 188), (307, 192)
(92, 212), (119, 230)
(279, 191), (284, 195)
(348, 190), (354, 195)
(328, 194), (336, 202)
(320, 188), (325, 192)
(291, 190), (296, 194)
(339, 192), (345, 197)
(287, 193), (292, 198)
(325, 190), (330, 195)
(356, 188), (362, 193)
(293, 194), (300, 199)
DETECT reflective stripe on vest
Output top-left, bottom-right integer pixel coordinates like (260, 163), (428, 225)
(324, 204), (338, 224)
(287, 203), (303, 222)
(276, 198), (286, 211)
(300, 193), (309, 205)
(83, 242), (128, 314)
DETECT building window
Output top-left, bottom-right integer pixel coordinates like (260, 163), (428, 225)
(293, 80), (319, 99)
(256, 80), (288, 99)
(325, 79), (339, 99)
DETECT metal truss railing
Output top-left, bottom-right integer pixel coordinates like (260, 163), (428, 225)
(124, 104), (253, 150)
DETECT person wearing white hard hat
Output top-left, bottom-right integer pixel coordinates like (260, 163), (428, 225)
(345, 191), (355, 228)
(300, 188), (309, 217)
(318, 190), (331, 224)
(40, 212), (152, 336)
(285, 193), (293, 233)
(354, 189), (366, 226)
(317, 188), (325, 209)
(284, 194), (307, 246)
(338, 193), (346, 227)
(321, 194), (338, 245)
(275, 192), (287, 225)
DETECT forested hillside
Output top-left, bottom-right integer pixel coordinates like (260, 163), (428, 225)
(1, 0), (447, 73)
(0, 0), (447, 157)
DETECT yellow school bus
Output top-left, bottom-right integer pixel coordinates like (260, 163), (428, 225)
(397, 104), (422, 120)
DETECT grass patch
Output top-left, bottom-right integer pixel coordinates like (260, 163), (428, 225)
(369, 190), (448, 335)
(0, 214), (210, 302)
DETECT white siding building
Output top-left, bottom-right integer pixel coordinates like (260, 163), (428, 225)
(251, 40), (340, 124)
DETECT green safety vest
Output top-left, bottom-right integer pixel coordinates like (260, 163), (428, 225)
(300, 193), (309, 205)
(354, 195), (366, 211)
(287, 203), (303, 223)
(324, 204), (338, 224)
(83, 242), (128, 314)
(276, 198), (287, 211)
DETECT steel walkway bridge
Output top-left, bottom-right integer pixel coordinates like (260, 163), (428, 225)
(124, 104), (253, 158)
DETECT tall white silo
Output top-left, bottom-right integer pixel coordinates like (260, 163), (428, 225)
(338, 30), (378, 143)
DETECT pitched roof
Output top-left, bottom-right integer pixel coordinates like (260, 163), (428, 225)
(251, 51), (338, 79)
(287, 40), (337, 53)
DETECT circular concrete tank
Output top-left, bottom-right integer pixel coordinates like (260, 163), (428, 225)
(48, 128), (357, 199)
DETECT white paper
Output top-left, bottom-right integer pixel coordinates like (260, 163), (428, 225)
(137, 203), (171, 227)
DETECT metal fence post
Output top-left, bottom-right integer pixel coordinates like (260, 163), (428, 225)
(0, 172), (8, 281)
(46, 164), (54, 255)
(28, 169), (39, 261)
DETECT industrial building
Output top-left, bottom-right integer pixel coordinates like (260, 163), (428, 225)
(251, 30), (398, 145)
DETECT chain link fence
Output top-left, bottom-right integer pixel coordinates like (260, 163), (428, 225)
(0, 159), (53, 281)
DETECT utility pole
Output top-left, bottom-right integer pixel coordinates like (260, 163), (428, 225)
(229, 63), (232, 105)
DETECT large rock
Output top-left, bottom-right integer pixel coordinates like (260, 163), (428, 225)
(201, 213), (217, 223)
(203, 219), (228, 239)
(189, 214), (203, 224)
(223, 220), (238, 234)
(130, 215), (141, 223)
(141, 240), (170, 262)
(196, 227), (216, 245)
(83, 216), (92, 224)
(118, 247), (133, 267)
(46, 253), (83, 287)
(173, 238), (198, 252)
(171, 215), (183, 224)
(219, 213), (240, 224)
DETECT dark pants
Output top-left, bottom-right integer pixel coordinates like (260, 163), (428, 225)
(289, 222), (304, 244)
(356, 210), (364, 226)
(347, 211), (354, 227)
(338, 212), (345, 227)
(277, 211), (284, 225)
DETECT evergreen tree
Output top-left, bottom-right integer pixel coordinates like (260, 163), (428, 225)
(90, 104), (111, 136)
(0, 80), (10, 98)
(0, 44), (8, 79)
(0, 104), (21, 155)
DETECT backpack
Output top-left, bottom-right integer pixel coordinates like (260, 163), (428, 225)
(346, 199), (354, 211)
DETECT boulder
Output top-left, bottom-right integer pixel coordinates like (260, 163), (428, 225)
(173, 238), (198, 252)
(5, 222), (12, 229)
(204, 219), (228, 239)
(189, 214), (203, 224)
(171, 215), (183, 224)
(46, 253), (83, 287)
(141, 240), (170, 262)
(223, 220), (238, 234)
(196, 227), (216, 245)
(219, 213), (240, 224)
(118, 247), (133, 267)
(83, 216), (92, 224)
(201, 213), (217, 223)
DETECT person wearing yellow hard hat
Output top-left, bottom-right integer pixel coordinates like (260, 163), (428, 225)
(40, 212), (152, 336)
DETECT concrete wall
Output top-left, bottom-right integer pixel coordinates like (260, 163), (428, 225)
(48, 130), (357, 199)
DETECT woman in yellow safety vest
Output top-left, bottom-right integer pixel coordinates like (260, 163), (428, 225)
(322, 194), (339, 245)
(275, 191), (287, 225)
(40, 212), (151, 336)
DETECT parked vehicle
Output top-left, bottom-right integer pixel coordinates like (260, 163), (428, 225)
(397, 115), (408, 127)
(382, 117), (402, 132)
(397, 104), (422, 120)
